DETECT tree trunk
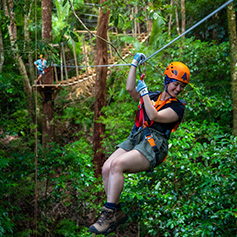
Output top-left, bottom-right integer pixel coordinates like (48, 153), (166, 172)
(93, 1), (110, 178)
(3, 0), (34, 117)
(0, 0), (4, 72)
(147, 3), (153, 34)
(168, 0), (173, 36)
(181, 0), (185, 38)
(24, 0), (35, 82)
(0, 27), (4, 73)
(41, 0), (54, 146)
(227, 2), (237, 136)
(175, 0), (180, 35)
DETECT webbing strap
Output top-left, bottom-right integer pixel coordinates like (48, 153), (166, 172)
(143, 126), (166, 165)
(143, 127), (159, 154)
(135, 92), (178, 128)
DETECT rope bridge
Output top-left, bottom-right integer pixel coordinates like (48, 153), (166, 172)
(32, 32), (149, 91)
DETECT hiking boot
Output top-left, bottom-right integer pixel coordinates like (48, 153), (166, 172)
(89, 207), (128, 235)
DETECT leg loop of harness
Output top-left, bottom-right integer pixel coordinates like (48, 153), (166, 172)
(143, 127), (160, 162)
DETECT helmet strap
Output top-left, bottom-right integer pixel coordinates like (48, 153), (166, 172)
(165, 84), (173, 98)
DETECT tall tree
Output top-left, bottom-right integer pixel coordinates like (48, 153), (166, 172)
(92, 0), (110, 177)
(0, 27), (4, 73)
(3, 0), (34, 117)
(24, 0), (35, 82)
(168, 0), (173, 36)
(181, 0), (185, 37)
(0, 0), (4, 72)
(227, 2), (237, 136)
(174, 0), (180, 35)
(41, 0), (54, 146)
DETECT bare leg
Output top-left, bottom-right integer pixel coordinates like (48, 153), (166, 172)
(106, 150), (150, 204)
(102, 148), (127, 195)
(35, 74), (42, 84)
(37, 74), (42, 84)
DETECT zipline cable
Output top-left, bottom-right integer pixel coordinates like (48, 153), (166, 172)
(60, 0), (233, 70)
(32, 3), (234, 229)
(51, 63), (131, 68)
(142, 0), (234, 63)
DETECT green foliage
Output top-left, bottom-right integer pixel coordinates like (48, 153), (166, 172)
(1, 0), (236, 235)
(121, 121), (236, 236)
(0, 71), (26, 119)
(100, 71), (137, 153)
(0, 137), (104, 236)
(96, 31), (235, 236)
(163, 38), (231, 129)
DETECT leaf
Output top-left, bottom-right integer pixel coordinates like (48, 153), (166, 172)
(155, 181), (161, 190)
(70, 31), (79, 42)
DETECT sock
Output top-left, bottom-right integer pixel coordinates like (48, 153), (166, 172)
(105, 202), (120, 210)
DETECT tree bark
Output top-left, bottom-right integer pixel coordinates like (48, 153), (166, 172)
(3, 0), (34, 117)
(0, 0), (4, 71)
(93, 1), (110, 177)
(147, 3), (153, 35)
(0, 27), (4, 73)
(175, 0), (180, 35)
(181, 0), (185, 38)
(227, 2), (237, 136)
(24, 0), (35, 82)
(168, 0), (173, 36)
(41, 0), (54, 146)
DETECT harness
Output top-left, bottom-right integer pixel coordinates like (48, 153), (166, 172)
(134, 65), (185, 164)
(43, 67), (50, 73)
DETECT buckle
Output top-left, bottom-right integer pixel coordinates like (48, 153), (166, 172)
(145, 134), (153, 140)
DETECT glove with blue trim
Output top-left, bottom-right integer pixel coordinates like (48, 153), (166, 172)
(131, 53), (146, 68)
(137, 79), (148, 97)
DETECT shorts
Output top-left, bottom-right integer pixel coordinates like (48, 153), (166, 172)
(37, 69), (44, 76)
(117, 127), (168, 172)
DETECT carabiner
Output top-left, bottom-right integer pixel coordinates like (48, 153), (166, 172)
(138, 62), (146, 81)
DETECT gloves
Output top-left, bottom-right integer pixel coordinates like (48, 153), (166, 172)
(137, 79), (148, 97)
(131, 53), (146, 68)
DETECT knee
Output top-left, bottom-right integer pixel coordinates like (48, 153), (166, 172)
(102, 163), (110, 179)
(110, 159), (123, 174)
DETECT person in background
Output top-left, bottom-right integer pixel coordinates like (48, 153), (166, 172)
(34, 54), (47, 84)
(89, 53), (190, 235)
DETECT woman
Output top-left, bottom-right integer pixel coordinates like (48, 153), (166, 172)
(89, 53), (190, 235)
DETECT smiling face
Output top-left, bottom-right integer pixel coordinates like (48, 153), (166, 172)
(167, 80), (186, 97)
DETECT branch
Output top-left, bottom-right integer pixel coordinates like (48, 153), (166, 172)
(68, 0), (127, 63)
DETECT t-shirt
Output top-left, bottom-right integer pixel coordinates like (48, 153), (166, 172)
(34, 59), (47, 71)
(137, 90), (185, 134)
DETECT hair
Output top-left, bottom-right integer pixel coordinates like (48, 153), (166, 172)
(164, 76), (177, 86)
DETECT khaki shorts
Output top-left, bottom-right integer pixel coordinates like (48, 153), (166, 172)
(117, 127), (168, 172)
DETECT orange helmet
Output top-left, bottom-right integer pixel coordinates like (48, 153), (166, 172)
(163, 62), (190, 84)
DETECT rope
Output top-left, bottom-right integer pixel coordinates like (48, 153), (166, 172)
(34, 0), (38, 235)
(34, 84), (38, 237)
